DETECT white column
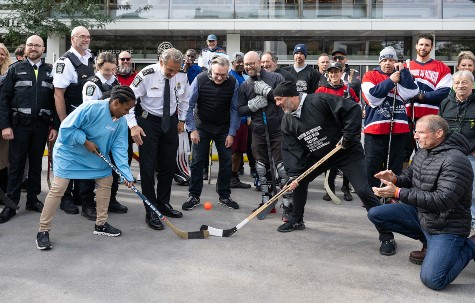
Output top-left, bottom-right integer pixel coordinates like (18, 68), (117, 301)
(46, 35), (66, 64)
(226, 33), (241, 56)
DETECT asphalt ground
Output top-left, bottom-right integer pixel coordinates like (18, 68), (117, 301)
(0, 157), (475, 303)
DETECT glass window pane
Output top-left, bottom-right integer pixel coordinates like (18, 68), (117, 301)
(170, 0), (234, 19)
(372, 0), (441, 19)
(235, 0), (299, 19)
(442, 0), (475, 18)
(302, 0), (368, 19)
(111, 0), (169, 19)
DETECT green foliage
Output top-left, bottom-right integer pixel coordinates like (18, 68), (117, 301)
(1, 0), (114, 45)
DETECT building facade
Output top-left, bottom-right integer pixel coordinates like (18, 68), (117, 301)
(2, 0), (475, 73)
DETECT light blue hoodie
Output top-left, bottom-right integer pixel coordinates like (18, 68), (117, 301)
(53, 100), (133, 181)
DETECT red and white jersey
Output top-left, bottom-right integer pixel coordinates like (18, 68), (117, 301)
(407, 59), (452, 118)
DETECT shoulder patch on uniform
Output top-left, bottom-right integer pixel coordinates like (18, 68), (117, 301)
(132, 75), (143, 87)
(141, 68), (155, 76)
(85, 85), (96, 96)
(56, 63), (65, 74)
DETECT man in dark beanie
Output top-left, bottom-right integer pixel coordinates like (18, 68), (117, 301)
(282, 44), (321, 93)
(274, 81), (396, 255)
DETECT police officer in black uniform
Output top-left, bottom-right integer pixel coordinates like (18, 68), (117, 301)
(52, 26), (96, 218)
(0, 35), (58, 223)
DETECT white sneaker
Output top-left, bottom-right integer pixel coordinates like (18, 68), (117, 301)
(136, 173), (141, 182)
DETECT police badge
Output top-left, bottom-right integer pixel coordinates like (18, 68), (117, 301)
(85, 85), (96, 96)
(56, 63), (65, 74)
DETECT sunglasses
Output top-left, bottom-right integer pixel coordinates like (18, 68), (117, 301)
(119, 58), (131, 61)
(333, 55), (346, 61)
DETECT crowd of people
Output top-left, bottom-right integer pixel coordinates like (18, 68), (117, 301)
(1, 29), (475, 290)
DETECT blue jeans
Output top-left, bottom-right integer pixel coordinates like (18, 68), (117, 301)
(189, 129), (232, 199)
(368, 203), (475, 290)
(467, 155), (475, 229)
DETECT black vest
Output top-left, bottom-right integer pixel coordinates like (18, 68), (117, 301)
(63, 52), (94, 113)
(195, 73), (236, 132)
(87, 75), (120, 97)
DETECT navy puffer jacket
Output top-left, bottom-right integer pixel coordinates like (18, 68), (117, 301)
(397, 132), (473, 237)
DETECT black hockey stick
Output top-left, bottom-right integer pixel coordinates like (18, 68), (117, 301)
(97, 152), (209, 240)
(201, 144), (343, 237)
(257, 111), (279, 220)
(47, 139), (53, 189)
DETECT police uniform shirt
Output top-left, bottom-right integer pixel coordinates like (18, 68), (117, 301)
(52, 47), (92, 88)
(82, 72), (118, 102)
(27, 58), (42, 72)
(126, 63), (190, 129)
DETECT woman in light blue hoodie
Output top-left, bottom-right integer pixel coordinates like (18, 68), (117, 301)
(36, 86), (135, 250)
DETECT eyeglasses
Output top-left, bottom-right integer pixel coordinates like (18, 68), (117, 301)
(119, 58), (131, 61)
(26, 43), (43, 48)
(212, 72), (228, 79)
(74, 35), (91, 40)
(244, 62), (256, 67)
(333, 55), (346, 61)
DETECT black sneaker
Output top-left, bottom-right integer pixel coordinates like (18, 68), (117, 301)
(81, 207), (97, 221)
(341, 185), (353, 201)
(93, 222), (122, 237)
(379, 239), (397, 256)
(36, 231), (52, 250)
(182, 196), (201, 210)
(230, 176), (251, 189)
(277, 220), (305, 233)
(218, 197), (239, 209)
(322, 192), (332, 201)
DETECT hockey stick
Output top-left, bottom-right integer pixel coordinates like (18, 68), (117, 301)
(201, 144), (343, 237)
(208, 140), (213, 184)
(323, 170), (341, 205)
(97, 152), (209, 240)
(47, 139), (53, 189)
(257, 111), (279, 220)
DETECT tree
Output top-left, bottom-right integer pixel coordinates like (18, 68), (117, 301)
(0, 0), (113, 46)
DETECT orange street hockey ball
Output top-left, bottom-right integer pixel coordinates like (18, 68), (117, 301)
(204, 201), (212, 210)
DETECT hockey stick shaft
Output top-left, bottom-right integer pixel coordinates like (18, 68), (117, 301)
(47, 139), (53, 189)
(97, 152), (208, 240)
(201, 144), (343, 237)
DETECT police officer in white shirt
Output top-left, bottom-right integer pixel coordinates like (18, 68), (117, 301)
(82, 52), (120, 102)
(127, 47), (190, 230)
(52, 26), (95, 218)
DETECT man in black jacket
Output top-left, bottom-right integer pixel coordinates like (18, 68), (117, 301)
(273, 81), (394, 252)
(238, 51), (286, 213)
(0, 35), (57, 223)
(182, 56), (240, 210)
(369, 115), (475, 290)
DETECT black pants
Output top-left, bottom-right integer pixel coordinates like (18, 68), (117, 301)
(138, 114), (178, 214)
(364, 134), (406, 188)
(7, 122), (49, 204)
(291, 147), (393, 240)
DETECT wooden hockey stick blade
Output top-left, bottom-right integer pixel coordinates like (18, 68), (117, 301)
(324, 170), (341, 205)
(201, 144), (343, 237)
(97, 152), (208, 240)
(257, 200), (277, 220)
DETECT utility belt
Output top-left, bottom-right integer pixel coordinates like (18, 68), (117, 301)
(12, 109), (52, 127)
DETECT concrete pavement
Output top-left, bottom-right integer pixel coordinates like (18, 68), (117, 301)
(0, 158), (474, 302)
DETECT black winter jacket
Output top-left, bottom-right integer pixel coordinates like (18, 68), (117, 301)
(396, 132), (473, 237)
(281, 92), (363, 177)
(238, 69), (285, 137)
(439, 90), (475, 153)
